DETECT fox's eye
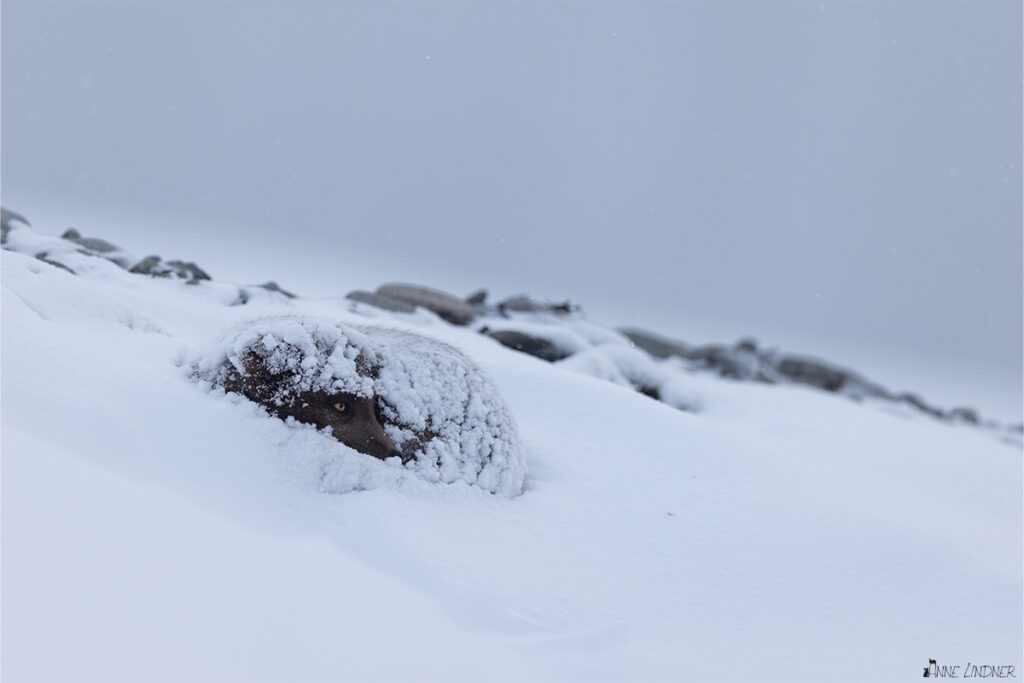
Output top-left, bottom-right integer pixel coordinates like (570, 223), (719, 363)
(333, 401), (348, 413)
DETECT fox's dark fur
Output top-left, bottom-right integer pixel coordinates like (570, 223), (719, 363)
(221, 348), (407, 462)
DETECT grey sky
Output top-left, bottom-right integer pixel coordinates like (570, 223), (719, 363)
(2, 1), (1021, 416)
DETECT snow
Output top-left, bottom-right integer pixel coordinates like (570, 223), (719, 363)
(2, 216), (1021, 682)
(188, 317), (381, 403)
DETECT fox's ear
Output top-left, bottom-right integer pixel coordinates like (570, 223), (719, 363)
(226, 349), (286, 403)
(354, 349), (379, 378)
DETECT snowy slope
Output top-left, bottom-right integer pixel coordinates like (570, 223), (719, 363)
(2, 217), (1021, 682)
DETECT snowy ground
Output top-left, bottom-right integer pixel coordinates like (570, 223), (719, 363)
(2, 214), (1021, 682)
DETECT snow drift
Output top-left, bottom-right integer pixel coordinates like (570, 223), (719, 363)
(2, 210), (1021, 682)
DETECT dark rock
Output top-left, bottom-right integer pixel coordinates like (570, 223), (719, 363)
(734, 337), (759, 354)
(948, 407), (980, 424)
(257, 281), (296, 298)
(376, 283), (476, 325)
(130, 256), (166, 276)
(130, 255), (211, 282)
(60, 228), (135, 268)
(896, 392), (947, 420)
(622, 328), (947, 419)
(619, 328), (693, 360)
(635, 384), (661, 401)
(776, 356), (851, 393)
(62, 228), (120, 254)
(843, 377), (894, 401)
(685, 344), (721, 362)
(716, 348), (761, 380)
(486, 330), (573, 362)
(465, 289), (488, 306)
(167, 260), (210, 281)
(623, 329), (763, 379)
(34, 251), (75, 274)
(232, 282), (296, 306)
(688, 344), (761, 380)
(346, 290), (418, 313)
(2, 207), (30, 244)
(496, 294), (578, 317)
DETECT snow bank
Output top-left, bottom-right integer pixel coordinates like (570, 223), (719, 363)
(188, 317), (527, 497)
(3, 211), (1020, 682)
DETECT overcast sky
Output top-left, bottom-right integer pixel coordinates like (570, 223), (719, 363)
(2, 1), (1021, 417)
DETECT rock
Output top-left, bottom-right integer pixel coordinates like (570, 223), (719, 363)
(34, 251), (75, 274)
(465, 289), (488, 306)
(130, 255), (211, 282)
(848, 379), (892, 401)
(619, 328), (692, 360)
(496, 294), (578, 317)
(376, 283), (476, 325)
(635, 384), (661, 401)
(896, 392), (947, 420)
(231, 281), (298, 306)
(622, 330), (763, 379)
(948, 407), (980, 424)
(1, 207), (30, 244)
(734, 337), (759, 354)
(62, 228), (120, 253)
(688, 344), (761, 380)
(621, 328), (938, 417)
(485, 329), (573, 362)
(167, 260), (211, 281)
(346, 290), (418, 313)
(256, 281), (296, 298)
(129, 256), (165, 276)
(61, 228), (135, 269)
(775, 356), (851, 393)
